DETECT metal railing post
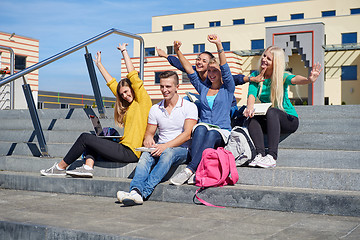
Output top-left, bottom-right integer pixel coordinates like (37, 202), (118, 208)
(22, 77), (49, 157)
(84, 47), (106, 118)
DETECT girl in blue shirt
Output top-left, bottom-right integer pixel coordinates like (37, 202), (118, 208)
(243, 46), (322, 168)
(170, 34), (235, 185)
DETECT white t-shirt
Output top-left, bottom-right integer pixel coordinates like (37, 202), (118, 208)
(148, 96), (198, 148)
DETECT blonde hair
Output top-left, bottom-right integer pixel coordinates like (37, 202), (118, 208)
(114, 78), (134, 127)
(257, 46), (286, 110)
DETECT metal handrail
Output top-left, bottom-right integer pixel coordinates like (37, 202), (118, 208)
(0, 46), (15, 108)
(0, 28), (145, 87)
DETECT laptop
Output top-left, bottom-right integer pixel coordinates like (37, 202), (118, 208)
(89, 115), (121, 139)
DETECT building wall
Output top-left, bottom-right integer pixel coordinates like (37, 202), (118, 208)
(134, 0), (360, 105)
(0, 31), (39, 109)
(38, 90), (116, 109)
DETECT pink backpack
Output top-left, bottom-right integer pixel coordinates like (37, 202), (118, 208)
(194, 147), (239, 208)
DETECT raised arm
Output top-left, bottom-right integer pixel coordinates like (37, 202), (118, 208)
(291, 63), (322, 85)
(117, 43), (135, 73)
(93, 51), (113, 83)
(174, 41), (195, 75)
(208, 34), (226, 66)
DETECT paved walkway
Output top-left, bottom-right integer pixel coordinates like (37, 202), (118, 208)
(0, 189), (359, 240)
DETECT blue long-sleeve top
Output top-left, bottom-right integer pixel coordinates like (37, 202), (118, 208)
(188, 63), (235, 131)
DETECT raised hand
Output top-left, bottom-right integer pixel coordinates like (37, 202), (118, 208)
(117, 43), (128, 52)
(93, 51), (102, 66)
(173, 41), (182, 53)
(207, 34), (221, 44)
(156, 47), (168, 58)
(308, 62), (322, 83)
(251, 67), (266, 83)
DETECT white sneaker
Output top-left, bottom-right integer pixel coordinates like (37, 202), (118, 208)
(248, 154), (263, 167)
(256, 154), (277, 168)
(187, 173), (196, 185)
(116, 191), (129, 203)
(122, 190), (143, 206)
(170, 168), (193, 185)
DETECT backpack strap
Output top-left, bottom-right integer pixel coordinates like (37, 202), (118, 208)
(194, 187), (225, 208)
(217, 147), (239, 185)
(225, 148), (239, 185)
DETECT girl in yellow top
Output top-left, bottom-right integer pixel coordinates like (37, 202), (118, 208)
(40, 43), (152, 177)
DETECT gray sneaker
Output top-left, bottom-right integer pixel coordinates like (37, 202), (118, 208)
(66, 165), (94, 178)
(170, 168), (193, 186)
(40, 163), (66, 176)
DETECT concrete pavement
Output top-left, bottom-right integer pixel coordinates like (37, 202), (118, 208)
(1, 189), (359, 240)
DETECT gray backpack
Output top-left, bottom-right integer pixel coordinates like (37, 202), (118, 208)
(225, 126), (256, 166)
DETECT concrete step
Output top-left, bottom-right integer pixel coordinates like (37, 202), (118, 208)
(297, 118), (360, 134)
(1, 155), (359, 192)
(277, 149), (360, 169)
(279, 132), (360, 151)
(295, 105), (360, 119)
(1, 171), (359, 217)
(0, 141), (74, 158)
(0, 108), (115, 120)
(2, 190), (359, 240)
(0, 118), (121, 132)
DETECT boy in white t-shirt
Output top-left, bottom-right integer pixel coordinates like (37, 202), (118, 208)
(117, 71), (198, 206)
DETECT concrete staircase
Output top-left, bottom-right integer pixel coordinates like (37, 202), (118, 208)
(0, 105), (360, 218)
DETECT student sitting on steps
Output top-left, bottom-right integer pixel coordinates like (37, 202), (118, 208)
(40, 43), (152, 177)
(117, 71), (198, 206)
(243, 46), (322, 168)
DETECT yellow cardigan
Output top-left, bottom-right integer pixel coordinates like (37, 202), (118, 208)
(107, 70), (152, 158)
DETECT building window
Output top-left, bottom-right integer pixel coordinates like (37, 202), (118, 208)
(15, 55), (26, 70)
(182, 72), (190, 83)
(162, 25), (173, 31)
(342, 32), (357, 44)
(167, 46), (175, 55)
(209, 21), (221, 27)
(341, 66), (357, 81)
(60, 103), (69, 109)
(233, 19), (245, 25)
(222, 42), (230, 51)
(184, 23), (195, 30)
(193, 44), (205, 53)
(322, 10), (336, 17)
(351, 8), (360, 15)
(155, 71), (163, 84)
(37, 102), (43, 109)
(251, 39), (264, 50)
(291, 13), (304, 20)
(264, 16), (277, 22)
(145, 47), (155, 56)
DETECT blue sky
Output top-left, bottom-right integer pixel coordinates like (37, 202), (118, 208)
(1, 0), (300, 97)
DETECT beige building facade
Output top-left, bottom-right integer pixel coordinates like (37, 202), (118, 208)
(129, 0), (360, 105)
(0, 31), (39, 109)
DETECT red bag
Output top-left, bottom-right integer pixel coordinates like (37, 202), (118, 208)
(194, 147), (239, 208)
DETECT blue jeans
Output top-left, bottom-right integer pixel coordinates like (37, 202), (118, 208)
(187, 125), (225, 173)
(130, 147), (188, 199)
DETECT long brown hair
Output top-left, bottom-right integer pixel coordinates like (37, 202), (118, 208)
(114, 78), (135, 127)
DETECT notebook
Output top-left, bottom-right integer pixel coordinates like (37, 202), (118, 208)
(253, 103), (272, 115)
(135, 147), (156, 152)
